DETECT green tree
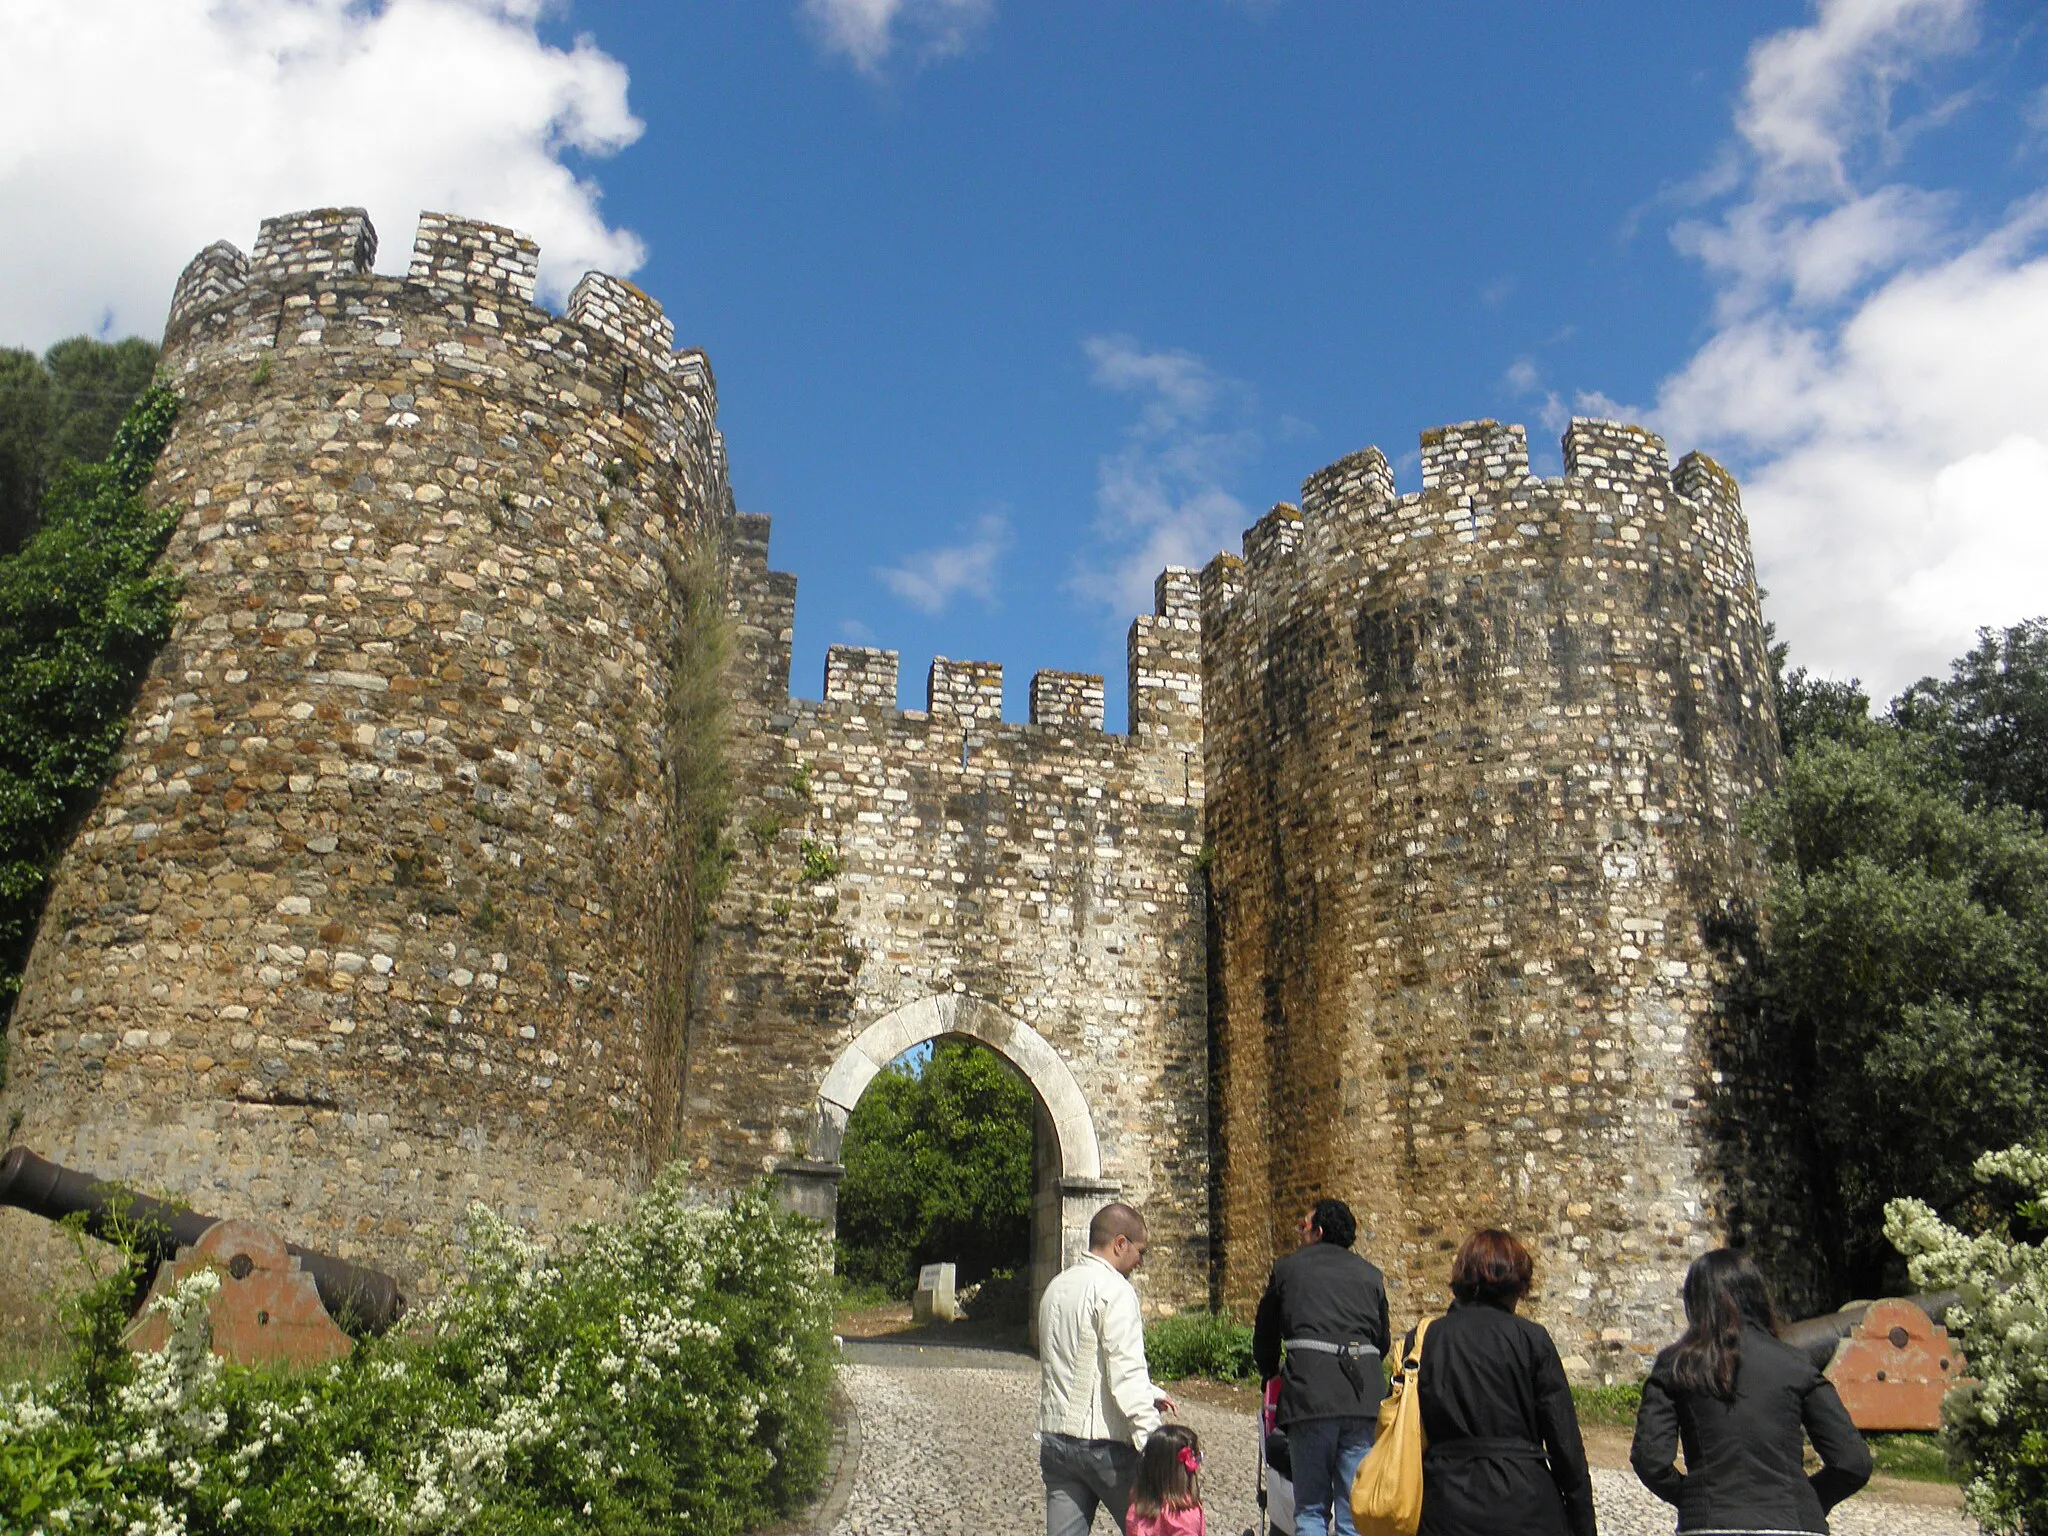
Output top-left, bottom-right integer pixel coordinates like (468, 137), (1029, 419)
(1893, 619), (2048, 824)
(1753, 618), (2048, 1293)
(0, 336), (159, 553)
(835, 1038), (1035, 1295)
(0, 387), (182, 1031)
(0, 349), (54, 553)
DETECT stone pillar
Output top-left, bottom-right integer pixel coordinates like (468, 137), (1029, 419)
(773, 1159), (845, 1238)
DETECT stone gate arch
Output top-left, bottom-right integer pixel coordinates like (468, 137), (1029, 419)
(795, 994), (1118, 1314)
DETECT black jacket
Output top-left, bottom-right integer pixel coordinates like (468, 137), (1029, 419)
(1252, 1241), (1392, 1425)
(1414, 1300), (1596, 1536)
(1630, 1325), (1872, 1533)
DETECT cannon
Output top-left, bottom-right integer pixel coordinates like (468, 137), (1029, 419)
(0, 1146), (405, 1365)
(1780, 1293), (1967, 1432)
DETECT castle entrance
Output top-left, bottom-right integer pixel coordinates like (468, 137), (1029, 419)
(790, 994), (1116, 1320)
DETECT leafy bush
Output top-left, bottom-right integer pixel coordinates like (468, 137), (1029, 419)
(1569, 1382), (1643, 1428)
(0, 383), (182, 1028)
(1145, 1312), (1257, 1383)
(0, 1172), (835, 1535)
(1887, 1143), (2048, 1531)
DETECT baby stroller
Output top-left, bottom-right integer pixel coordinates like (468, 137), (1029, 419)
(1255, 1377), (1295, 1536)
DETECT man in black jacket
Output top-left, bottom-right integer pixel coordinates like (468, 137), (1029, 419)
(1253, 1198), (1391, 1536)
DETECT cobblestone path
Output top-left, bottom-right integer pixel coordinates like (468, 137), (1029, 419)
(829, 1358), (1981, 1536)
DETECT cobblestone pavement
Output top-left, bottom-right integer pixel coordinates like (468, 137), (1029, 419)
(829, 1360), (1981, 1536)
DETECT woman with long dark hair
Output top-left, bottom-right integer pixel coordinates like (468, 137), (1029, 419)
(1631, 1249), (1872, 1533)
(1412, 1229), (1596, 1536)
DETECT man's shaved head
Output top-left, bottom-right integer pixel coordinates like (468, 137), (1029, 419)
(1088, 1202), (1148, 1251)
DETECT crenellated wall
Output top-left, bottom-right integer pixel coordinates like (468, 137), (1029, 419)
(694, 531), (1212, 1312)
(0, 206), (1805, 1358)
(1204, 418), (1792, 1372)
(0, 208), (731, 1310)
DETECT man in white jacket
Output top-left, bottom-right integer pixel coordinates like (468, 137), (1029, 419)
(1038, 1202), (1177, 1535)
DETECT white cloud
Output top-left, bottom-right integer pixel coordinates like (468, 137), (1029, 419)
(876, 512), (1009, 614)
(801, 0), (994, 75)
(1074, 334), (1255, 615)
(1645, 0), (2048, 697)
(0, 0), (644, 350)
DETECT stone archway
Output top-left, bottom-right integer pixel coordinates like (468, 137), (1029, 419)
(792, 994), (1117, 1316)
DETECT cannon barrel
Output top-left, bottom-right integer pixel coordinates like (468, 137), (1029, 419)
(1779, 1292), (1963, 1372)
(0, 1147), (404, 1335)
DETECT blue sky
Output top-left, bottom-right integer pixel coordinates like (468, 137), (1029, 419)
(3, 0), (2045, 711)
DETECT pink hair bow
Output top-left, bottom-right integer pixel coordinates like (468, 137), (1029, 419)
(1177, 1446), (1202, 1475)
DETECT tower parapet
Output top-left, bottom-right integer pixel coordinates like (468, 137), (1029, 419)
(1205, 417), (1788, 1371)
(1, 209), (733, 1306)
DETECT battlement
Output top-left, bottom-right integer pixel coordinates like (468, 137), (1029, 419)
(164, 209), (708, 399)
(725, 512), (1195, 752)
(1031, 671), (1106, 732)
(251, 207), (377, 280)
(1284, 418), (1737, 522)
(408, 212), (539, 306)
(166, 242), (250, 330)
(928, 658), (1004, 723)
(566, 271), (676, 376)
(825, 645), (898, 707)
(1420, 419), (1530, 490)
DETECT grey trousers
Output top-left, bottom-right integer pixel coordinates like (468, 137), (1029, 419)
(1040, 1432), (1141, 1536)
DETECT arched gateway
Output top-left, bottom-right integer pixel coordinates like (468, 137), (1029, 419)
(792, 994), (1119, 1313)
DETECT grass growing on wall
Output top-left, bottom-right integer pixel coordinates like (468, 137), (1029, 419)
(0, 386), (181, 1053)
(646, 526), (736, 1161)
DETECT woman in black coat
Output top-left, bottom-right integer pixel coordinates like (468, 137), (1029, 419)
(1630, 1249), (1872, 1533)
(1413, 1229), (1597, 1536)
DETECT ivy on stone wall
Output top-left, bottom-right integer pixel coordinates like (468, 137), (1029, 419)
(0, 386), (180, 1048)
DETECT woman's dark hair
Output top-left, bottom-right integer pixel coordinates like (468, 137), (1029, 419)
(1130, 1422), (1201, 1517)
(1670, 1248), (1781, 1402)
(1449, 1229), (1534, 1308)
(1311, 1198), (1358, 1249)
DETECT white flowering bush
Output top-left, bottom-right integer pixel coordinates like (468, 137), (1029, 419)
(1887, 1144), (2048, 1534)
(0, 1171), (836, 1536)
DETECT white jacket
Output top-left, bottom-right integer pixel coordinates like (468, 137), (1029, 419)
(1037, 1252), (1163, 1449)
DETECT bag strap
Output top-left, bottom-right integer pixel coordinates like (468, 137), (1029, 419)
(1399, 1317), (1433, 1376)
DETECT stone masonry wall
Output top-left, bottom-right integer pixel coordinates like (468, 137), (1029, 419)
(1204, 419), (1785, 1374)
(0, 208), (730, 1312)
(693, 521), (1212, 1312)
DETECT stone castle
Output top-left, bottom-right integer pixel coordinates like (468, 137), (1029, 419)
(0, 208), (1798, 1375)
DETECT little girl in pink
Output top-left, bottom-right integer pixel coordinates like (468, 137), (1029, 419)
(1127, 1422), (1205, 1536)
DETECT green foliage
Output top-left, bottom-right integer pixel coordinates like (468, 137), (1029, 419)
(1868, 1433), (1953, 1484)
(799, 836), (841, 883)
(0, 1174), (835, 1536)
(1752, 615), (2048, 1293)
(1893, 619), (2048, 824)
(1889, 1145), (2048, 1529)
(0, 385), (182, 1024)
(1143, 1312), (1256, 1383)
(1752, 721), (2048, 1288)
(1569, 1381), (1643, 1428)
(0, 337), (160, 552)
(836, 1039), (1033, 1295)
(645, 529), (735, 1159)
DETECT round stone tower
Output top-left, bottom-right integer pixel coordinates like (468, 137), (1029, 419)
(0, 208), (729, 1298)
(1203, 419), (1785, 1374)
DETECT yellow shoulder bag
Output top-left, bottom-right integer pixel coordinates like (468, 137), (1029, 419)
(1349, 1317), (1431, 1536)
